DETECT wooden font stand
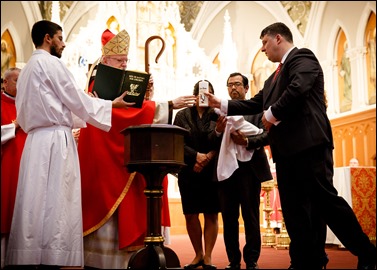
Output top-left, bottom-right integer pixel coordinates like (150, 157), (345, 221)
(122, 124), (188, 270)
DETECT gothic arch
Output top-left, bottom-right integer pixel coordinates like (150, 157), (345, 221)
(1, 22), (24, 65)
(364, 13), (376, 105)
(353, 6), (376, 107)
(337, 30), (352, 113)
(303, 1), (326, 50)
(326, 21), (352, 114)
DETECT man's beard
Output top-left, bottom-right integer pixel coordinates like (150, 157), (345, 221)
(50, 44), (62, 58)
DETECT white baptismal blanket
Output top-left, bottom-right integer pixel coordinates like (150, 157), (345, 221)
(217, 114), (263, 181)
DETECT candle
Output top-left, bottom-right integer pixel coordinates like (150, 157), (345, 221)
(199, 80), (209, 107)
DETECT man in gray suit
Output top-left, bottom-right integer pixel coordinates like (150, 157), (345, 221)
(206, 22), (376, 270)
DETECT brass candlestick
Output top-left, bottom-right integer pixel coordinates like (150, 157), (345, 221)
(275, 207), (290, 249)
(261, 180), (276, 247)
(274, 180), (290, 249)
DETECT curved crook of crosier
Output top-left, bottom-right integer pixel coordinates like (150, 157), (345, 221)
(145, 35), (166, 74)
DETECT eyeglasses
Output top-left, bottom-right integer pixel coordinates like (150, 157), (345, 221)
(227, 82), (243, 88)
(108, 57), (130, 64)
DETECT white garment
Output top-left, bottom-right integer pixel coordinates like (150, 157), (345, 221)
(1, 123), (16, 144)
(84, 214), (170, 269)
(217, 115), (263, 181)
(1, 235), (8, 269)
(15, 50), (112, 133)
(1, 93), (16, 144)
(152, 101), (169, 124)
(84, 214), (134, 269)
(6, 49), (112, 267)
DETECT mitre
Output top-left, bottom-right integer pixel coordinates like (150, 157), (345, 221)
(101, 29), (130, 56)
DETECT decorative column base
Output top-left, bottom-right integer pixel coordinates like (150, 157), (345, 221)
(275, 208), (290, 249)
(261, 180), (277, 247)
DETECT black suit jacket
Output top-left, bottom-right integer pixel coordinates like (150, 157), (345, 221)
(227, 48), (333, 162)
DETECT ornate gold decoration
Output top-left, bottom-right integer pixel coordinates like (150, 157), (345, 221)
(262, 180), (277, 247)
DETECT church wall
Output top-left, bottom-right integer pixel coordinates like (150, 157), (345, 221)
(168, 197), (265, 235)
(317, 1), (370, 57)
(331, 107), (376, 167)
(1, 1), (33, 64)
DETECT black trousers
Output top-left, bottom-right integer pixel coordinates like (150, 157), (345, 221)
(218, 161), (262, 265)
(276, 145), (375, 269)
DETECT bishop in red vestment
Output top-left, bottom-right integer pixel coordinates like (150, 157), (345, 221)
(1, 68), (27, 234)
(1, 68), (27, 267)
(78, 29), (171, 256)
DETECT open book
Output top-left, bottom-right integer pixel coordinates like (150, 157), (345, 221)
(92, 63), (151, 108)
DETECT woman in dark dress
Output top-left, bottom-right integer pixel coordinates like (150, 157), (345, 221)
(173, 80), (221, 269)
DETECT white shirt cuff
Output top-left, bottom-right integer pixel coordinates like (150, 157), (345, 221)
(1, 123), (16, 144)
(220, 99), (228, 115)
(265, 106), (281, 126)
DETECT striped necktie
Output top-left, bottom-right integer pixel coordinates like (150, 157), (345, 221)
(273, 63), (282, 82)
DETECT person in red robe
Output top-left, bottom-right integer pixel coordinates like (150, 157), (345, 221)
(1, 67), (27, 268)
(78, 28), (195, 268)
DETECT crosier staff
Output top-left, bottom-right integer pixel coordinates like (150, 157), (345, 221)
(145, 36), (165, 74)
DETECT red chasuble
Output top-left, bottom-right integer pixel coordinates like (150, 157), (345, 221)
(1, 93), (27, 233)
(79, 82), (170, 250)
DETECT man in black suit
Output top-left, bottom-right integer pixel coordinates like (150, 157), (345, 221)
(206, 22), (376, 270)
(214, 72), (272, 270)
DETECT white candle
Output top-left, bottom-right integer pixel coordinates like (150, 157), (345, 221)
(199, 80), (209, 107)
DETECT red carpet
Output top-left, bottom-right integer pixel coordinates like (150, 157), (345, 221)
(166, 233), (358, 269)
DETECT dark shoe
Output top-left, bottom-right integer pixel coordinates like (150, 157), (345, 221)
(288, 258), (329, 270)
(184, 260), (204, 269)
(246, 262), (259, 269)
(287, 254), (329, 270)
(357, 249), (376, 269)
(202, 263), (217, 269)
(321, 254), (329, 269)
(225, 263), (241, 270)
(357, 261), (376, 270)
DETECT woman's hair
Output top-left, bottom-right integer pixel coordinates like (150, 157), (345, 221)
(193, 80), (214, 95)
